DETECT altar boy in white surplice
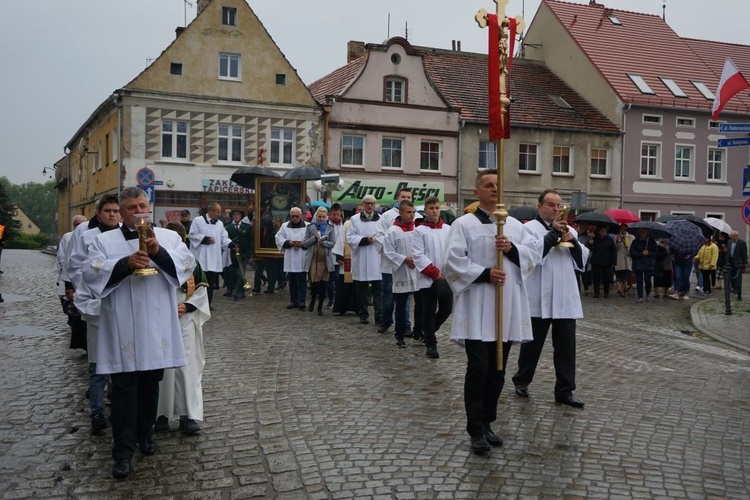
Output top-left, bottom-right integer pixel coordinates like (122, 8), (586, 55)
(82, 187), (195, 480)
(443, 170), (539, 457)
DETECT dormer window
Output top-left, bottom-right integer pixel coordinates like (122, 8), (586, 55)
(627, 73), (655, 95)
(385, 77), (406, 103)
(222, 7), (237, 26)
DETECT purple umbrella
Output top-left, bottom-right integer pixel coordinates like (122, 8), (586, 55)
(665, 219), (704, 257)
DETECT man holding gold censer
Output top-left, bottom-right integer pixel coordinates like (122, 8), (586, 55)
(82, 187), (196, 479)
(443, 170), (538, 455)
(512, 189), (589, 408)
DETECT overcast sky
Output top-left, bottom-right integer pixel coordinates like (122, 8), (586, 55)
(1, 0), (748, 185)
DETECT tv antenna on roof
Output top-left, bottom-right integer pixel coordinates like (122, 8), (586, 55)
(184, 0), (194, 26)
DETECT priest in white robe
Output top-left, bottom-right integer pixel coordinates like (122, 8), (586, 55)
(82, 187), (195, 480)
(511, 189), (589, 409)
(346, 195), (382, 324)
(382, 200), (419, 346)
(157, 221), (210, 436)
(275, 207), (309, 309)
(68, 194), (121, 435)
(443, 169), (538, 456)
(188, 202), (232, 304)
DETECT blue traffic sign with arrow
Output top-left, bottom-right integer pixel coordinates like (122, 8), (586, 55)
(719, 123), (750, 133)
(718, 137), (750, 147)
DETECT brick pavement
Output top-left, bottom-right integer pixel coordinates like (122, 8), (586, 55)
(0, 249), (748, 498)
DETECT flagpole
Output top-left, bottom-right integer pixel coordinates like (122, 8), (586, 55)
(477, 1), (523, 371)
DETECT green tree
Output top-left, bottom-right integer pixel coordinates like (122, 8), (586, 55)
(0, 177), (20, 242)
(6, 179), (57, 236)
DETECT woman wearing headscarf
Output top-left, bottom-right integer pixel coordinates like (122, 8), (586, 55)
(303, 207), (337, 315)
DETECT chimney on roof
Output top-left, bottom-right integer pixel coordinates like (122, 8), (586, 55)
(452, 40), (456, 50)
(457, 40), (462, 51)
(197, 0), (211, 15)
(347, 41), (366, 63)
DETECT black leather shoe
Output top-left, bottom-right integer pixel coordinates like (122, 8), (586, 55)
(470, 435), (491, 455)
(112, 459), (131, 479)
(179, 415), (201, 436)
(359, 317), (369, 324)
(555, 394), (585, 408)
(485, 429), (503, 447)
(514, 386), (529, 398)
(138, 437), (157, 456)
(286, 303), (297, 309)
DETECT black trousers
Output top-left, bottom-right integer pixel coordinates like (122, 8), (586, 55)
(464, 340), (512, 439)
(205, 271), (220, 304)
(420, 281), (453, 348)
(110, 369), (163, 461)
(591, 264), (612, 295)
(512, 318), (577, 398)
(354, 280), (381, 322)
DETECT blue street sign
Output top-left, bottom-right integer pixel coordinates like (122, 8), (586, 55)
(136, 167), (155, 186)
(152, 180), (164, 185)
(717, 137), (750, 147)
(719, 123), (750, 133)
(744, 168), (750, 197)
(138, 185), (155, 203)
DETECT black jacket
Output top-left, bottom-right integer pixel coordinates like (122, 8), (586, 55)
(630, 237), (657, 271)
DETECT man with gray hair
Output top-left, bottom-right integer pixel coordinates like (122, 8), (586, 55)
(188, 201), (232, 304)
(275, 207), (309, 309)
(82, 187), (196, 479)
(347, 195), (382, 324)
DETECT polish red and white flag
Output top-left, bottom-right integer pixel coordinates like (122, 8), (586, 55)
(711, 58), (750, 121)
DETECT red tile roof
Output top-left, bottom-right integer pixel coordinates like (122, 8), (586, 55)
(542, 0), (750, 113)
(309, 44), (619, 134)
(308, 56), (366, 105)
(684, 37), (750, 115)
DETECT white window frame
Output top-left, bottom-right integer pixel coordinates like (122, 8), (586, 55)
(707, 147), (726, 183)
(110, 127), (118, 163)
(708, 120), (724, 131)
(705, 212), (725, 220)
(660, 77), (687, 98)
(161, 120), (189, 161)
(640, 141), (661, 179)
(478, 141), (497, 170)
(218, 124), (243, 163)
(638, 210), (660, 222)
(627, 74), (655, 95)
(518, 143), (539, 174)
(552, 146), (573, 176)
(222, 6), (237, 26)
(642, 114), (663, 125)
(676, 116), (696, 128)
(385, 78), (404, 103)
(419, 140), (441, 171)
(674, 144), (694, 181)
(381, 137), (403, 169)
(590, 148), (609, 177)
(219, 52), (241, 81)
(341, 135), (364, 167)
(691, 81), (715, 100)
(270, 127), (294, 165)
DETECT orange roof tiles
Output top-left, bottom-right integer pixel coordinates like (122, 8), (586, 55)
(543, 0), (750, 113)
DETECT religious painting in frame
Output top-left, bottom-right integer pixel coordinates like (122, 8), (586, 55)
(253, 178), (306, 258)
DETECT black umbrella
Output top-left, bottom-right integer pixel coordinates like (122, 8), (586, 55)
(574, 211), (619, 232)
(678, 214), (714, 237)
(230, 166), (280, 188)
(508, 205), (538, 222)
(626, 221), (673, 239)
(655, 214), (679, 223)
(281, 166), (325, 180)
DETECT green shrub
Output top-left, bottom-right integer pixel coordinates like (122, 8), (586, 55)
(6, 233), (50, 249)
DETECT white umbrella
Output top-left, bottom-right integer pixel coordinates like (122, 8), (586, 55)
(704, 217), (732, 235)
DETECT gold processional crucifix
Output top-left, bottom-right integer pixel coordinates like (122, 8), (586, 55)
(475, 0), (524, 370)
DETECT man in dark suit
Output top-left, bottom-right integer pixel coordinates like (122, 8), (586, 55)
(225, 210), (253, 299)
(728, 231), (748, 300)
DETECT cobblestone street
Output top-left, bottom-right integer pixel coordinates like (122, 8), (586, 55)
(1, 249), (748, 499)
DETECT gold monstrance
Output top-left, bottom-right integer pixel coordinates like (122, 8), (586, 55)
(132, 213), (159, 276)
(475, 0), (524, 370)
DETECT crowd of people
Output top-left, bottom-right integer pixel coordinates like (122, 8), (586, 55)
(53, 177), (749, 475)
(576, 222), (747, 303)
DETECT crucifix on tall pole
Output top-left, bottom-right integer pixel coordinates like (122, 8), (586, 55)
(475, 0), (524, 370)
